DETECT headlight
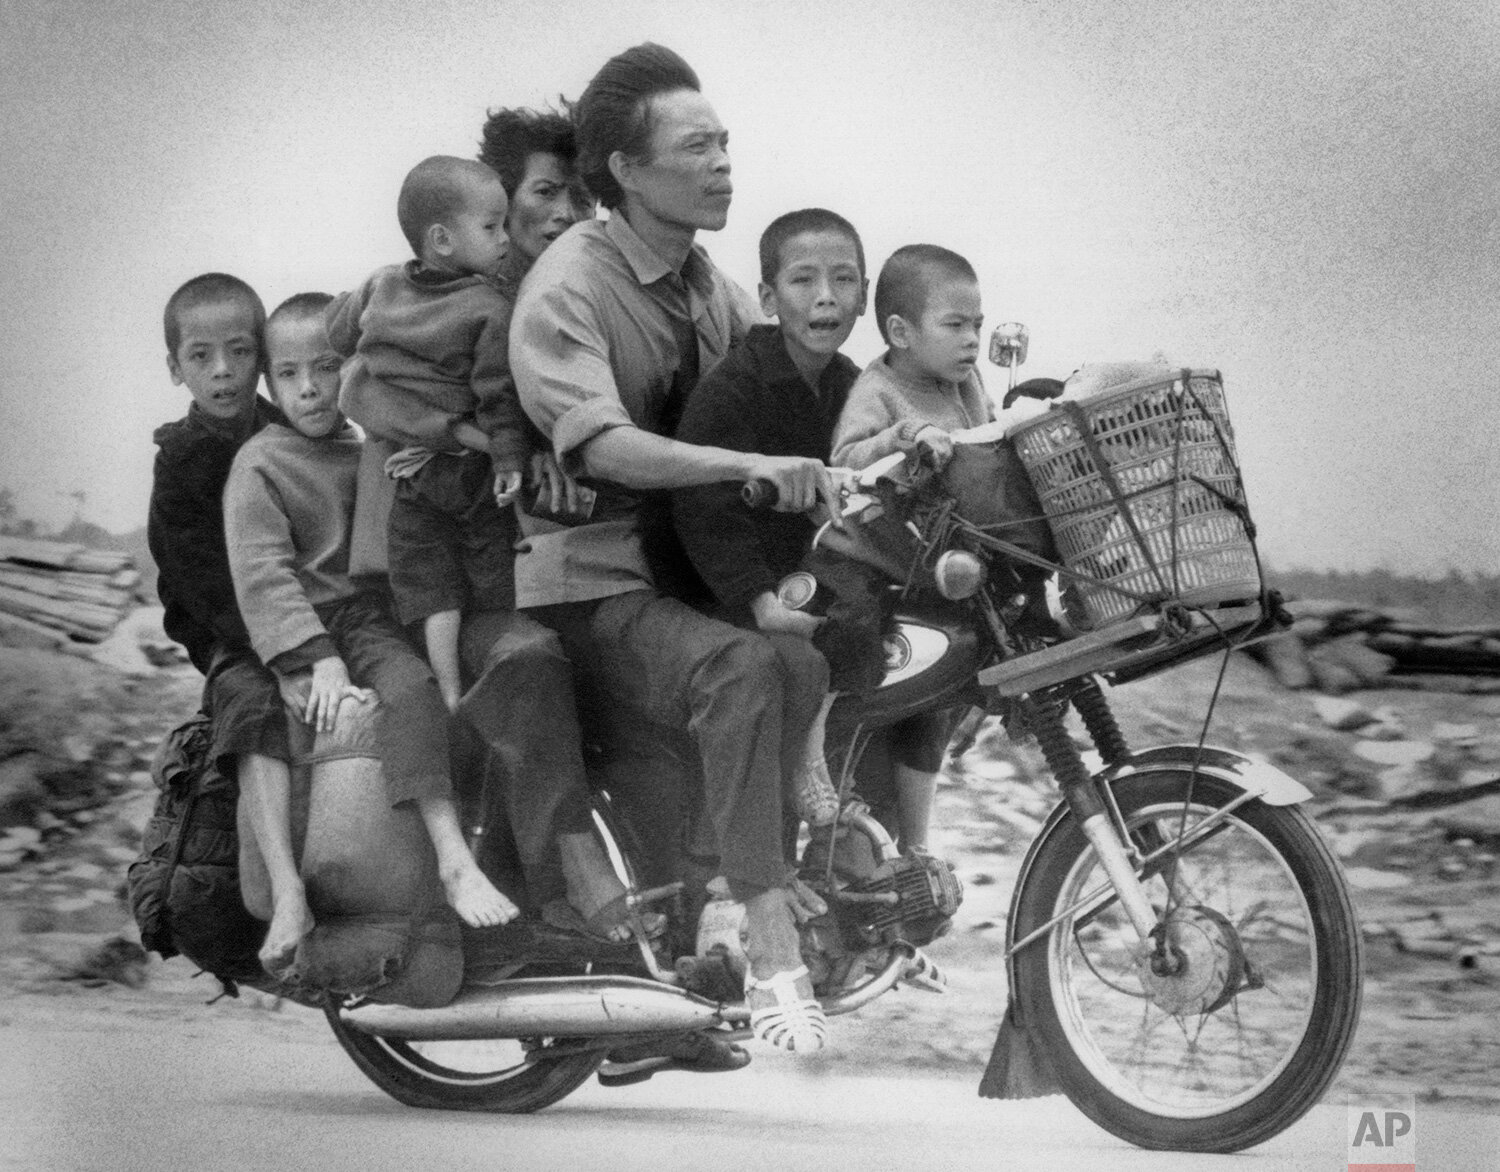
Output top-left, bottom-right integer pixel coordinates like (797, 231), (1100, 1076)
(933, 550), (984, 600)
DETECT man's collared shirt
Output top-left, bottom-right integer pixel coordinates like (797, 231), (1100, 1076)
(509, 213), (759, 606)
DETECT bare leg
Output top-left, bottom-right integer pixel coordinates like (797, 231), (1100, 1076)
(238, 752), (313, 976)
(791, 693), (839, 825)
(557, 830), (631, 942)
(423, 609), (464, 713)
(417, 795), (518, 928)
(894, 764), (937, 853)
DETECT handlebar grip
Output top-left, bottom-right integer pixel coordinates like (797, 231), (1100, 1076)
(742, 479), (778, 509)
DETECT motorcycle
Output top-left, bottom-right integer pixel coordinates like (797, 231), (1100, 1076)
(320, 330), (1362, 1154)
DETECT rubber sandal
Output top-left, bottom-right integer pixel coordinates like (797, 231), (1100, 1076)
(598, 1033), (751, 1087)
(745, 964), (828, 1053)
(540, 896), (666, 945)
(793, 755), (840, 827)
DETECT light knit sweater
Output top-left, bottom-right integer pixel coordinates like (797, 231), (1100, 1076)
(830, 352), (993, 470)
(223, 423), (361, 667)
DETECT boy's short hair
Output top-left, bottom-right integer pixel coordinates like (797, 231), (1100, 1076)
(873, 245), (978, 345)
(396, 156), (500, 256)
(163, 273), (265, 356)
(266, 292), (335, 339)
(478, 104), (579, 196)
(758, 208), (865, 285)
(576, 43), (700, 211)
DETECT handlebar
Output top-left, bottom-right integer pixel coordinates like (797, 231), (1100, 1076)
(742, 479), (778, 509)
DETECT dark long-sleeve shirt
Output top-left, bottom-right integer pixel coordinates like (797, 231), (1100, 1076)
(672, 324), (858, 621)
(147, 397), (288, 674)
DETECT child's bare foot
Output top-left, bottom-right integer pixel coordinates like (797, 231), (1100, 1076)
(260, 892), (315, 978)
(440, 862), (518, 928)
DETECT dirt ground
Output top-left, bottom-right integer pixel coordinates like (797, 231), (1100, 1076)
(2, 641), (1498, 1113)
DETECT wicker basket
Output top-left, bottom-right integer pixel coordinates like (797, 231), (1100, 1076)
(1006, 369), (1261, 628)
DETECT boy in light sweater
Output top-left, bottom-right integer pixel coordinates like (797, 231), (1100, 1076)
(225, 293), (514, 969)
(828, 244), (1050, 853)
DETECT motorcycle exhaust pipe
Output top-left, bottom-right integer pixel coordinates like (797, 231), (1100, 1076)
(338, 974), (730, 1040)
(339, 945), (925, 1042)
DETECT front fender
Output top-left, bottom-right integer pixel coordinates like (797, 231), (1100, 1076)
(1106, 744), (1314, 806)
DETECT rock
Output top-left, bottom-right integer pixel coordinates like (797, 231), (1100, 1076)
(1308, 656), (1362, 695)
(1433, 722), (1481, 744)
(1312, 696), (1375, 731)
(1353, 740), (1436, 767)
(1260, 632), (1314, 689)
(60, 735), (94, 763)
(1308, 635), (1396, 689)
(0, 752), (45, 827)
(1436, 795), (1500, 841)
(1344, 867), (1415, 890)
(1368, 764), (1429, 803)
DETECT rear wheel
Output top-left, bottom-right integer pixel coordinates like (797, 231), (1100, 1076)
(1011, 771), (1361, 1152)
(324, 965), (604, 1113)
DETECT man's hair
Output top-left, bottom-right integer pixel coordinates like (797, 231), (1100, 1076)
(873, 244), (978, 345)
(396, 155), (499, 256)
(265, 292), (335, 341)
(759, 208), (866, 285)
(575, 43), (700, 211)
(163, 272), (265, 356)
(478, 104), (579, 196)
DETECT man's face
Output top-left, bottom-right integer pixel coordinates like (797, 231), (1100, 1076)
(167, 298), (262, 421)
(265, 313), (344, 439)
(760, 230), (866, 374)
(619, 88), (733, 233)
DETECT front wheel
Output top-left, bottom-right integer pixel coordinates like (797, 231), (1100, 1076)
(1011, 770), (1361, 1152)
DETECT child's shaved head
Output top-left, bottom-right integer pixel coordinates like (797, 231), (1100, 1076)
(397, 156), (504, 256)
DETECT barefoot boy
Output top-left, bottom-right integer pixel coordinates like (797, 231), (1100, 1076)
(673, 208), (868, 826)
(225, 293), (514, 949)
(328, 156), (528, 712)
(148, 272), (307, 975)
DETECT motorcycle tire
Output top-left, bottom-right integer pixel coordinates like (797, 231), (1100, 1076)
(1010, 769), (1361, 1152)
(323, 972), (604, 1113)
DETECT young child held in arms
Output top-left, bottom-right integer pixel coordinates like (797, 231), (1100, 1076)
(225, 293), (515, 954)
(328, 156), (528, 712)
(673, 208), (869, 828)
(828, 244), (1042, 854)
(149, 273), (304, 975)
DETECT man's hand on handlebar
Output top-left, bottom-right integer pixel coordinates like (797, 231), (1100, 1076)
(750, 590), (823, 640)
(743, 454), (842, 523)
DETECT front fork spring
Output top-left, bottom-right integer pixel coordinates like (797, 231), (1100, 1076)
(1071, 676), (1130, 767)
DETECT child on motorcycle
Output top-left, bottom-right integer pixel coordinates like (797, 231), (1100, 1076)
(148, 273), (304, 977)
(224, 293), (516, 960)
(826, 245), (1054, 853)
(673, 208), (868, 828)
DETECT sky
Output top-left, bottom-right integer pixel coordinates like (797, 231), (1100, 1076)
(2, 0), (1497, 574)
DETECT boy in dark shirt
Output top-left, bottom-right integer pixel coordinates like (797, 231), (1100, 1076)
(673, 208), (868, 825)
(146, 272), (301, 974)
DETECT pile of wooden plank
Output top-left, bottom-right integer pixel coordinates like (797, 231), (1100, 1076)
(1249, 599), (1500, 694)
(0, 535), (139, 647)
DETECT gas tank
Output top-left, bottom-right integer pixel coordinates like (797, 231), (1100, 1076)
(830, 602), (983, 729)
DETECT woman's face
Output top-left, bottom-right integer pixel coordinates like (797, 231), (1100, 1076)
(507, 152), (593, 263)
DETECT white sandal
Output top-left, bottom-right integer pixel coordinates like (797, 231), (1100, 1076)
(745, 964), (828, 1053)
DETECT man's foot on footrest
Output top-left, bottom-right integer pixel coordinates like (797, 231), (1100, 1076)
(597, 1033), (750, 1088)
